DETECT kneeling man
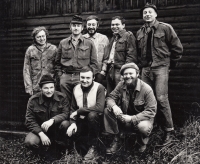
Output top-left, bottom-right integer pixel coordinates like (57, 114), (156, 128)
(25, 74), (70, 151)
(104, 63), (157, 153)
(66, 66), (105, 160)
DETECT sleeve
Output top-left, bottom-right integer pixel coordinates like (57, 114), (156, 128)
(23, 48), (33, 93)
(76, 85), (106, 115)
(52, 96), (70, 124)
(54, 41), (63, 75)
(25, 99), (42, 134)
(89, 41), (98, 74)
(69, 92), (79, 124)
(131, 90), (157, 125)
(101, 36), (110, 72)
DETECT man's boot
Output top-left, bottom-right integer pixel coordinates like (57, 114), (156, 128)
(106, 135), (121, 154)
(162, 131), (174, 145)
(83, 145), (98, 160)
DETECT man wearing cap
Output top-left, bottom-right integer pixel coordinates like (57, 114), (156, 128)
(23, 26), (57, 95)
(66, 66), (105, 161)
(55, 15), (98, 102)
(104, 63), (157, 154)
(24, 74), (70, 152)
(104, 16), (137, 95)
(83, 15), (109, 84)
(136, 3), (183, 145)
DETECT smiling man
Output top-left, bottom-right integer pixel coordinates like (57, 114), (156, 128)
(23, 26), (57, 95)
(104, 63), (157, 154)
(136, 3), (183, 145)
(66, 66), (105, 161)
(83, 15), (109, 84)
(104, 16), (137, 95)
(55, 15), (98, 103)
(24, 74), (70, 153)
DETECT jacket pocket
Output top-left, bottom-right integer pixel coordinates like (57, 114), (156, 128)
(62, 47), (72, 59)
(51, 105), (63, 116)
(134, 100), (145, 113)
(154, 33), (166, 47)
(116, 39), (126, 51)
(78, 46), (90, 59)
(34, 109), (46, 122)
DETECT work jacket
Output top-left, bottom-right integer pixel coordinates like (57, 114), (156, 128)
(25, 91), (69, 134)
(106, 79), (157, 125)
(136, 20), (183, 68)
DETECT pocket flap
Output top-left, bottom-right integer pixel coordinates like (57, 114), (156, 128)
(154, 33), (165, 38)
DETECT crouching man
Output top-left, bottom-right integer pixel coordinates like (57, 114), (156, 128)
(24, 74), (70, 151)
(104, 63), (157, 154)
(66, 66), (105, 161)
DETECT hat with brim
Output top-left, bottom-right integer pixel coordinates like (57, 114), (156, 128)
(140, 2), (158, 16)
(70, 15), (83, 24)
(120, 63), (139, 75)
(39, 74), (55, 87)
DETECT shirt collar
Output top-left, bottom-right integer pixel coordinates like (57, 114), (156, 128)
(69, 34), (84, 43)
(39, 91), (60, 104)
(117, 29), (126, 37)
(85, 32), (98, 39)
(141, 19), (159, 30)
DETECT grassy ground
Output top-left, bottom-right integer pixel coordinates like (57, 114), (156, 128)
(0, 116), (199, 164)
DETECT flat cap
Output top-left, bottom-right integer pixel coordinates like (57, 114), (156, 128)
(39, 74), (55, 86)
(71, 15), (83, 24)
(140, 2), (157, 16)
(120, 63), (139, 75)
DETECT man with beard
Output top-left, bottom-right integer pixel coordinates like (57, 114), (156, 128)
(136, 3), (183, 145)
(104, 63), (157, 154)
(23, 26), (57, 95)
(83, 15), (109, 84)
(66, 66), (105, 161)
(24, 74), (70, 153)
(55, 15), (98, 102)
(104, 16), (137, 95)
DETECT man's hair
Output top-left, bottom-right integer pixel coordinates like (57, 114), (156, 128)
(80, 66), (95, 77)
(112, 16), (125, 24)
(86, 15), (100, 23)
(31, 26), (49, 39)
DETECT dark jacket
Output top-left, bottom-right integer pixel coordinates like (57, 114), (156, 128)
(136, 20), (183, 68)
(25, 91), (69, 134)
(55, 34), (98, 74)
(104, 29), (137, 71)
(106, 79), (157, 125)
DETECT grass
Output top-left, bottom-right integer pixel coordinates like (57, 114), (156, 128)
(0, 115), (200, 164)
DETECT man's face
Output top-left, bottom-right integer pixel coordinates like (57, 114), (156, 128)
(80, 71), (94, 88)
(70, 23), (83, 35)
(111, 19), (125, 34)
(35, 30), (46, 46)
(41, 83), (55, 98)
(123, 68), (138, 85)
(86, 19), (98, 36)
(143, 7), (157, 23)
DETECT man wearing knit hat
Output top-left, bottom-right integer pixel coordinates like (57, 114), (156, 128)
(104, 63), (157, 154)
(24, 74), (70, 153)
(55, 15), (98, 103)
(136, 3), (183, 145)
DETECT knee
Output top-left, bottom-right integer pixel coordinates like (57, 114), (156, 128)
(24, 133), (40, 148)
(157, 94), (168, 103)
(60, 120), (70, 131)
(137, 121), (153, 137)
(87, 112), (99, 122)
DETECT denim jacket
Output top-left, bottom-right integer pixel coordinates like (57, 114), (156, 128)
(25, 91), (69, 134)
(55, 34), (98, 74)
(136, 20), (183, 68)
(106, 79), (157, 125)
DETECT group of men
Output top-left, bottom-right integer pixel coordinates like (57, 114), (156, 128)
(23, 3), (183, 161)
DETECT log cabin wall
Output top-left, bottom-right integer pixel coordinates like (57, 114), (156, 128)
(0, 0), (200, 126)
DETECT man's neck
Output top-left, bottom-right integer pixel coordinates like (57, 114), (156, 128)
(88, 32), (97, 38)
(72, 33), (81, 40)
(81, 82), (94, 92)
(37, 43), (46, 50)
(146, 19), (156, 27)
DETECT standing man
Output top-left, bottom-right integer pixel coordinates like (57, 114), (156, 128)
(104, 63), (157, 154)
(55, 15), (98, 102)
(83, 15), (109, 84)
(66, 66), (105, 161)
(136, 3), (183, 145)
(24, 74), (70, 152)
(23, 26), (57, 95)
(105, 16), (137, 94)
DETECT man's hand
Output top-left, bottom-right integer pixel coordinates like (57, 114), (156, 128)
(70, 111), (77, 120)
(41, 119), (54, 132)
(100, 71), (106, 76)
(112, 105), (123, 116)
(121, 115), (132, 123)
(38, 132), (51, 146)
(27, 90), (33, 96)
(67, 123), (77, 137)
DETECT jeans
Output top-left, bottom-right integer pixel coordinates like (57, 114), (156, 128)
(141, 65), (174, 131)
(60, 73), (80, 103)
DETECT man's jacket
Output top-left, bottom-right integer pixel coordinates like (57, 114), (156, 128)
(136, 20), (183, 68)
(23, 43), (57, 93)
(25, 91), (69, 134)
(104, 29), (137, 70)
(55, 35), (98, 74)
(106, 79), (157, 125)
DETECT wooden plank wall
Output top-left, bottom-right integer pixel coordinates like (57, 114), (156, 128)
(0, 3), (200, 125)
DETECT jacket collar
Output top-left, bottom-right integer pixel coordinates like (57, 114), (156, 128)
(34, 42), (51, 51)
(69, 34), (84, 43)
(141, 19), (159, 30)
(38, 91), (60, 104)
(84, 32), (98, 39)
(117, 29), (126, 37)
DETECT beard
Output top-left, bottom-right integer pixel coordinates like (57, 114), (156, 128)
(125, 77), (137, 89)
(87, 28), (97, 36)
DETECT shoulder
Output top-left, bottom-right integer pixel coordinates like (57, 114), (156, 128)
(26, 45), (36, 52)
(140, 79), (153, 92)
(28, 92), (40, 103)
(60, 37), (70, 44)
(158, 22), (173, 29)
(54, 91), (66, 98)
